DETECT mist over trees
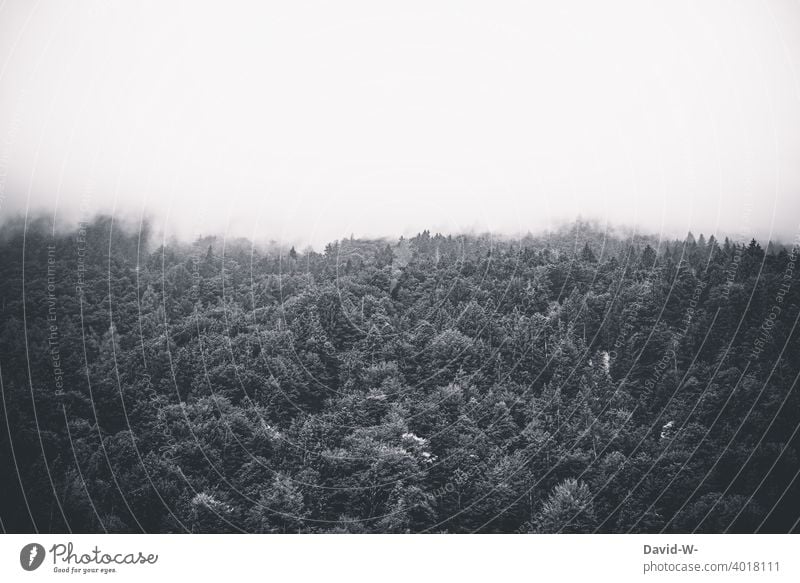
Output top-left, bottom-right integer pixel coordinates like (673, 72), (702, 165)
(1, 217), (798, 533)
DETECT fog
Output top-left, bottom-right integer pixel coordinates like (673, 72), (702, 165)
(1, 0), (799, 248)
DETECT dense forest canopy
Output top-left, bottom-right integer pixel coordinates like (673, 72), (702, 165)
(1, 217), (799, 533)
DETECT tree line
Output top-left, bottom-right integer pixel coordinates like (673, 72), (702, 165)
(1, 217), (798, 533)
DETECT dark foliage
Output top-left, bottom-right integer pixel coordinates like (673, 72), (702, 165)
(1, 218), (799, 533)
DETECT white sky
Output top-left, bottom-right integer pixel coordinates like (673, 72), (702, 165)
(1, 0), (799, 247)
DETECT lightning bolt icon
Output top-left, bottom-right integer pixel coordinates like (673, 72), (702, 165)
(29, 546), (38, 567)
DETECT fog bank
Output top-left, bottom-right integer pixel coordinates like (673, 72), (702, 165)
(1, 1), (799, 248)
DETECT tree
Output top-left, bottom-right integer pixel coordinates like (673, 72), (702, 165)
(535, 479), (597, 533)
(247, 473), (308, 533)
(581, 242), (597, 263)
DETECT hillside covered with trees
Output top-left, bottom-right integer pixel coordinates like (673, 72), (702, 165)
(1, 218), (799, 533)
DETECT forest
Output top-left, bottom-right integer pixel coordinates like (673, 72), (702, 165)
(1, 217), (799, 533)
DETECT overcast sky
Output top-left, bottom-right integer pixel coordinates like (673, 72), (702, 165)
(1, 0), (799, 247)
